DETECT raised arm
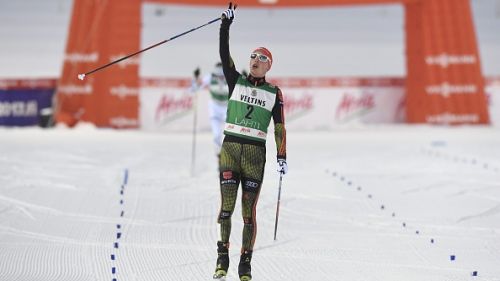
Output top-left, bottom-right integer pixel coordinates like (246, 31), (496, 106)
(219, 3), (240, 96)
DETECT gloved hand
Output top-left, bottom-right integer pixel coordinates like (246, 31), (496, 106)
(277, 158), (288, 175)
(221, 2), (236, 22)
(193, 67), (200, 79)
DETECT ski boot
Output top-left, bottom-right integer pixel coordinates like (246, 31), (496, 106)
(213, 241), (229, 280)
(238, 250), (253, 281)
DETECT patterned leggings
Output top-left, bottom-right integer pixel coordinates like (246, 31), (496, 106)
(217, 141), (266, 252)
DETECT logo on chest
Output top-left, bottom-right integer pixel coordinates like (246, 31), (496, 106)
(240, 92), (267, 107)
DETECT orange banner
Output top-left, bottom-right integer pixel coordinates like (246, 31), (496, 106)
(56, 0), (141, 127)
(144, 0), (406, 7)
(405, 0), (489, 124)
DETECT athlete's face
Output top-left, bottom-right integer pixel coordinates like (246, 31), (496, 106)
(249, 52), (271, 78)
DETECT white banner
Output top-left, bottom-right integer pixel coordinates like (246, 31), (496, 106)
(140, 87), (204, 131)
(139, 78), (405, 131)
(282, 87), (404, 130)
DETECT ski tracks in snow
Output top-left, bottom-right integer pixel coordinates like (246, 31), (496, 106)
(318, 140), (500, 280)
(1, 128), (500, 281)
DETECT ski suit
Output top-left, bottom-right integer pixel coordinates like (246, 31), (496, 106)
(217, 16), (287, 253)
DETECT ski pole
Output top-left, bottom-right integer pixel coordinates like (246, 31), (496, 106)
(273, 173), (283, 241)
(190, 89), (198, 176)
(77, 17), (221, 80)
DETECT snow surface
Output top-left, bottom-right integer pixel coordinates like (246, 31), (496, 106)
(1, 125), (500, 281)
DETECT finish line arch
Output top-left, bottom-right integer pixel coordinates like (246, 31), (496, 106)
(56, 0), (489, 127)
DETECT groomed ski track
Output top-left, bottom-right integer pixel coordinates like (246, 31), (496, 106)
(1, 125), (499, 281)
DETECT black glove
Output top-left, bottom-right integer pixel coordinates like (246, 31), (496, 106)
(193, 67), (200, 79)
(221, 2), (236, 22)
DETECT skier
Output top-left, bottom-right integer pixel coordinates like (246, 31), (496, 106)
(192, 62), (229, 157)
(213, 3), (288, 281)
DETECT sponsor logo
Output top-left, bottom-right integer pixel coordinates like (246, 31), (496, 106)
(425, 53), (476, 68)
(110, 54), (140, 69)
(240, 127), (251, 133)
(284, 93), (313, 120)
(251, 89), (257, 96)
(110, 85), (139, 99)
(221, 179), (237, 185)
(245, 181), (259, 188)
(0, 80), (19, 89)
(0, 100), (38, 117)
(426, 112), (479, 124)
(425, 82), (477, 97)
(259, 0), (278, 5)
(58, 84), (93, 95)
(0, 79), (55, 90)
(395, 95), (406, 122)
(257, 131), (266, 137)
(155, 95), (193, 122)
(109, 117), (138, 128)
(485, 85), (496, 106)
(259, 0), (277, 4)
(223, 171), (232, 179)
(335, 93), (375, 120)
(219, 211), (231, 219)
(235, 117), (261, 130)
(64, 52), (99, 63)
(240, 94), (266, 107)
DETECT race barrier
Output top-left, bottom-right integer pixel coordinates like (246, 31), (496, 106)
(2, 76), (499, 129)
(0, 79), (55, 126)
(140, 77), (406, 132)
(139, 76), (500, 131)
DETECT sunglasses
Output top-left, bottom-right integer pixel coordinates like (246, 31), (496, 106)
(250, 53), (269, 63)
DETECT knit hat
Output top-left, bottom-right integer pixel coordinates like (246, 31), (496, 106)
(252, 47), (273, 68)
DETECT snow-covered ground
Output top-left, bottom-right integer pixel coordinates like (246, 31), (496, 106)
(1, 125), (500, 281)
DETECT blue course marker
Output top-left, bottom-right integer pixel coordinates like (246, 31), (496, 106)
(123, 169), (129, 185)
